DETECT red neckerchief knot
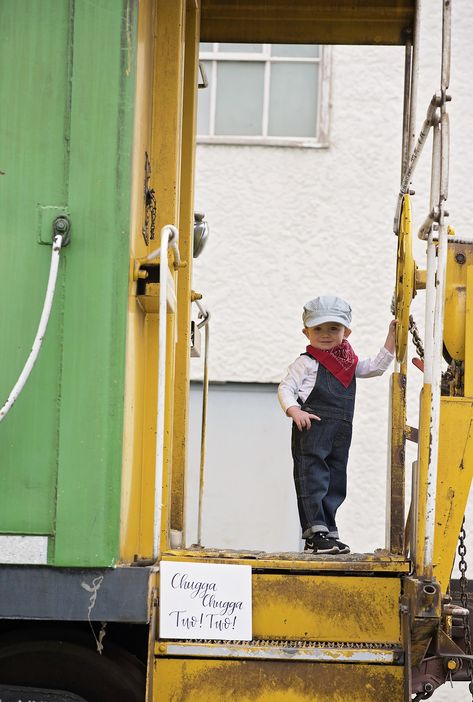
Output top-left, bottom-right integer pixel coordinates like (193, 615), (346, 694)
(306, 339), (359, 388)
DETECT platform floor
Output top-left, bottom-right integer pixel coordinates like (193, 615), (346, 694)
(161, 546), (410, 573)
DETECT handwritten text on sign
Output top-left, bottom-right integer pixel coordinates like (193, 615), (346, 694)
(159, 561), (252, 640)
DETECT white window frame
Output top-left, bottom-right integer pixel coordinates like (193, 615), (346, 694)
(197, 44), (331, 148)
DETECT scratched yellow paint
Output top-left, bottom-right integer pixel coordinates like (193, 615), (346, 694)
(154, 658), (404, 701)
(433, 398), (473, 591)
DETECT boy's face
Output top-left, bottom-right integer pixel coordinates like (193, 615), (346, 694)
(303, 321), (351, 350)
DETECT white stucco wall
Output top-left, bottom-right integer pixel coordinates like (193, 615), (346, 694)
(188, 5), (473, 700)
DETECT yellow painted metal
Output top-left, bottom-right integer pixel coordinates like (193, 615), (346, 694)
(161, 549), (410, 573)
(413, 386), (432, 576)
(387, 372), (407, 554)
(149, 0), (187, 553)
(120, 0), (157, 562)
(415, 268), (427, 290)
(153, 658), (404, 701)
(200, 0), (415, 46)
(120, 0), (189, 560)
(466, 265), (473, 397)
(145, 575), (160, 702)
(444, 242), (473, 361)
(433, 399), (473, 591)
(171, 0), (201, 538)
(250, 574), (401, 643)
(395, 194), (416, 363)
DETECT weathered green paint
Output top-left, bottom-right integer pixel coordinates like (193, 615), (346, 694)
(0, 1), (138, 566)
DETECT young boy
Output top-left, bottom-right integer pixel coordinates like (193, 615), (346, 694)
(278, 296), (396, 555)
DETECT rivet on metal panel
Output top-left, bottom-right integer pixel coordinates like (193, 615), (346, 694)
(53, 215), (71, 247)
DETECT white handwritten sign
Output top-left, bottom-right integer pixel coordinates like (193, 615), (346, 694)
(159, 561), (252, 641)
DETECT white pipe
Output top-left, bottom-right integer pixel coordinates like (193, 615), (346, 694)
(423, 0), (452, 575)
(422, 116), (441, 382)
(423, 235), (437, 386)
(424, 214), (449, 573)
(146, 227), (181, 269)
(0, 234), (63, 422)
(152, 225), (179, 559)
(194, 300), (210, 546)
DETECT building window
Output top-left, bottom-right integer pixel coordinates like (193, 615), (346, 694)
(197, 43), (330, 147)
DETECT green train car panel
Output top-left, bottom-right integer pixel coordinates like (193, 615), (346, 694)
(0, 0), (138, 566)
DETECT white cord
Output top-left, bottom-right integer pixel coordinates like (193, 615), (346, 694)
(0, 234), (63, 422)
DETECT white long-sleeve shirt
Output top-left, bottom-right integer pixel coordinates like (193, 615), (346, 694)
(278, 346), (394, 414)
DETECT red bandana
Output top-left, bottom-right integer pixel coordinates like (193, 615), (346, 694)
(306, 340), (359, 388)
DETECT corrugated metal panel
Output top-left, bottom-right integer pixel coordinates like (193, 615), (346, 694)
(0, 0), (138, 566)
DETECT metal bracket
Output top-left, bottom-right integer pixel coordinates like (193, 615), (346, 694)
(53, 215), (71, 247)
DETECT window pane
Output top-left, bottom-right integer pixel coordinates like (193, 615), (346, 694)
(200, 42), (213, 52)
(218, 43), (263, 53)
(215, 62), (264, 136)
(271, 44), (320, 58)
(197, 61), (212, 135)
(268, 63), (318, 138)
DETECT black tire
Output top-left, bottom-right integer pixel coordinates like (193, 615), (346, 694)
(0, 630), (145, 702)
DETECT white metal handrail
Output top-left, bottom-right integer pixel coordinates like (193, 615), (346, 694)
(396, 0), (453, 576)
(152, 224), (180, 559)
(0, 234), (64, 422)
(422, 0), (452, 577)
(194, 299), (210, 547)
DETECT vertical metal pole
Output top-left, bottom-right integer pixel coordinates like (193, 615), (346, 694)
(422, 0), (452, 578)
(401, 40), (413, 181)
(173, 0), (201, 547)
(408, 0), (421, 161)
(154, 229), (170, 559)
(423, 117), (441, 387)
(151, 0), (186, 556)
(197, 321), (210, 546)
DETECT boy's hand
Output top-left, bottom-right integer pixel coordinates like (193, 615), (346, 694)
(287, 406), (320, 431)
(385, 319), (398, 354)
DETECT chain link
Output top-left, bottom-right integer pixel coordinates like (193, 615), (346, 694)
(142, 151), (157, 246)
(458, 518), (473, 694)
(409, 315), (425, 359)
(412, 692), (433, 701)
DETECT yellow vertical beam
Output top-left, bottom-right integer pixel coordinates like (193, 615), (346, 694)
(120, 0), (156, 561)
(150, 0), (186, 554)
(465, 266), (473, 397)
(415, 262), (473, 578)
(432, 265), (473, 590)
(387, 372), (406, 554)
(171, 1), (201, 539)
(433, 398), (473, 591)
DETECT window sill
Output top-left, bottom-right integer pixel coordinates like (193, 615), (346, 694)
(196, 136), (329, 149)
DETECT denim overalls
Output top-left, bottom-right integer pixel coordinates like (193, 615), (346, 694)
(292, 361), (356, 539)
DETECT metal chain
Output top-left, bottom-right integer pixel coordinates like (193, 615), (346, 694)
(389, 293), (425, 360)
(458, 518), (473, 696)
(409, 314), (425, 359)
(412, 692), (433, 702)
(142, 151), (157, 246)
